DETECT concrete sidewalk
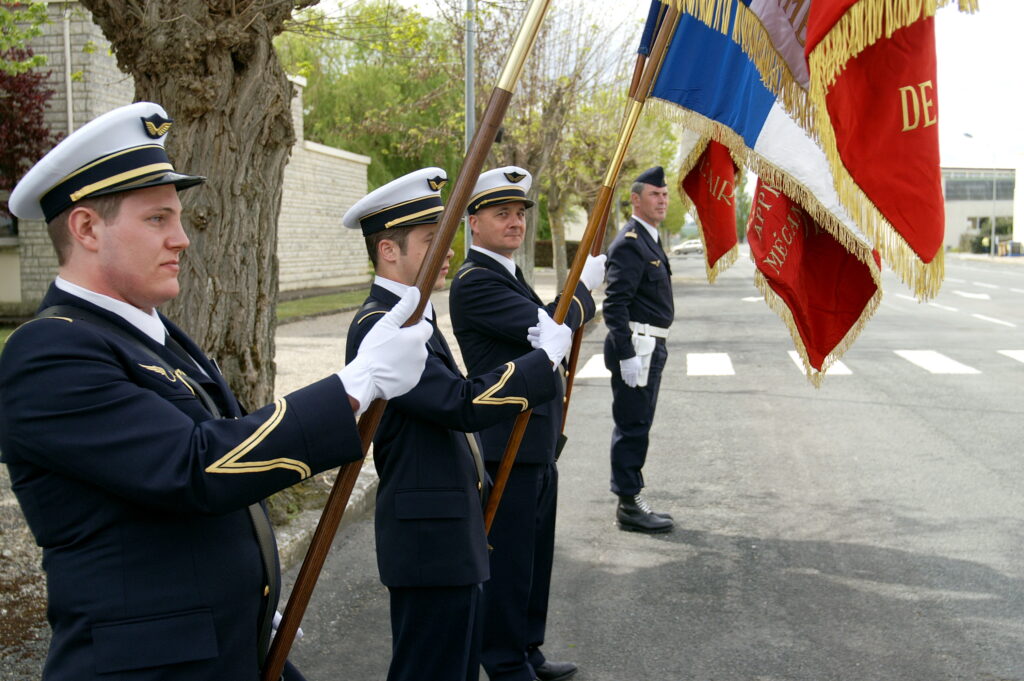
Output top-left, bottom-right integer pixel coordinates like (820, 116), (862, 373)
(271, 267), (600, 568)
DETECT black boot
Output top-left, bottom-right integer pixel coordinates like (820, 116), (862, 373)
(616, 494), (673, 533)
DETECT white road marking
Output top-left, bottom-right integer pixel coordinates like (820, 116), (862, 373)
(1011, 288), (1024, 294)
(998, 350), (1024, 364)
(742, 296), (764, 302)
(928, 302), (958, 312)
(972, 314), (1016, 328)
(575, 354), (611, 379)
(952, 290), (991, 300)
(945, 277), (965, 283)
(894, 350), (980, 374)
(895, 294), (919, 302)
(973, 282), (999, 289)
(788, 351), (851, 375)
(687, 353), (735, 376)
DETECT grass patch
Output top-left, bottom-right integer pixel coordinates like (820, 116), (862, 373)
(0, 325), (16, 352)
(276, 289), (369, 322)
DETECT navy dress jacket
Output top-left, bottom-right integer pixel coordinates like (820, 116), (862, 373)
(345, 285), (558, 587)
(603, 218), (675, 365)
(0, 285), (362, 680)
(449, 251), (596, 464)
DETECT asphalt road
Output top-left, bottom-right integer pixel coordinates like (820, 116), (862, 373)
(287, 251), (1024, 681)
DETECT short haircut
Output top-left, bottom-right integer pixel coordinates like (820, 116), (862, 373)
(47, 193), (126, 266)
(630, 181), (648, 197)
(365, 225), (415, 268)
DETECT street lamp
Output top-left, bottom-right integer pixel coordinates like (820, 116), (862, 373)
(964, 132), (997, 256)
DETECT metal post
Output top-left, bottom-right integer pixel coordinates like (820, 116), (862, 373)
(990, 165), (997, 256)
(464, 0), (476, 255)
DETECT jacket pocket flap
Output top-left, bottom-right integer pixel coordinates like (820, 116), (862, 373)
(395, 489), (468, 520)
(92, 608), (218, 673)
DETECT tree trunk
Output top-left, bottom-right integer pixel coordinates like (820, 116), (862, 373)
(548, 183), (567, 291)
(80, 1), (314, 408)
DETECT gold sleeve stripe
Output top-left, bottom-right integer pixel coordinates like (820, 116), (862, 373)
(571, 296), (584, 322)
(457, 267), (484, 280)
(472, 362), (529, 412)
(356, 310), (387, 325)
(205, 399), (312, 479)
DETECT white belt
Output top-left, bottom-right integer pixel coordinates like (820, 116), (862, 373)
(629, 321), (670, 339)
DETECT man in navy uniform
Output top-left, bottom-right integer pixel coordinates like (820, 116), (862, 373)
(342, 167), (573, 681)
(0, 102), (432, 680)
(603, 166), (675, 533)
(449, 167), (604, 681)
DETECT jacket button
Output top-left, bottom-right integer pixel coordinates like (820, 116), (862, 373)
(264, 585), (270, 597)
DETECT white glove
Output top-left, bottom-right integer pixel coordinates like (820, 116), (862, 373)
(580, 253), (607, 291)
(619, 356), (642, 388)
(271, 610), (303, 641)
(526, 309), (572, 369)
(338, 287), (432, 415)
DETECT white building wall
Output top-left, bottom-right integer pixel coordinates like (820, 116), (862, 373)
(6, 3), (370, 313)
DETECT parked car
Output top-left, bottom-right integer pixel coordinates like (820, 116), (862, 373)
(672, 238), (704, 255)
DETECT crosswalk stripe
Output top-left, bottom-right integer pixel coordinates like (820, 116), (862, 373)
(998, 350), (1024, 364)
(1011, 288), (1024, 294)
(928, 302), (958, 312)
(894, 350), (980, 374)
(953, 290), (991, 300)
(972, 314), (1017, 328)
(787, 351), (851, 375)
(687, 353), (734, 376)
(575, 354), (611, 379)
(973, 282), (999, 289)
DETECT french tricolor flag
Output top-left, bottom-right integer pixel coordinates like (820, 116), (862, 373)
(643, 3), (882, 382)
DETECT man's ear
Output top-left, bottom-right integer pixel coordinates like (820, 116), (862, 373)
(377, 237), (399, 264)
(66, 205), (103, 253)
(468, 214), (479, 239)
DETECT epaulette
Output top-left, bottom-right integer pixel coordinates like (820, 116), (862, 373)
(624, 231), (638, 239)
(457, 266), (485, 280)
(355, 301), (388, 325)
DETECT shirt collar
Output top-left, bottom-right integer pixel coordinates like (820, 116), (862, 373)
(55, 276), (168, 345)
(631, 214), (660, 243)
(470, 245), (517, 278)
(373, 275), (434, 320)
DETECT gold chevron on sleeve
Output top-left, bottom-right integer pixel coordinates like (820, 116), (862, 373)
(205, 399), (312, 478)
(472, 362), (529, 412)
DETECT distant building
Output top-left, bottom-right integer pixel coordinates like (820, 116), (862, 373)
(0, 1), (372, 316)
(941, 167), (1016, 253)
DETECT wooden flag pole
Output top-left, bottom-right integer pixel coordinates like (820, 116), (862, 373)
(484, 1), (681, 533)
(261, 1), (554, 677)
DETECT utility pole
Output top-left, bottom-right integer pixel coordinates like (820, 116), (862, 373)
(464, 0), (476, 256)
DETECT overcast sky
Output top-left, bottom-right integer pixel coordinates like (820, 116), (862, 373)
(397, 0), (1019, 169)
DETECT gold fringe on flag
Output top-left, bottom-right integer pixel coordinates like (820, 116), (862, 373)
(753, 268), (883, 388)
(672, 136), (743, 284)
(731, 2), (815, 133)
(649, 98), (883, 386)
(804, 0), (975, 299)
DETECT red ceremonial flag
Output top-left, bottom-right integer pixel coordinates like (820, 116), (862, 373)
(747, 177), (881, 383)
(680, 139), (739, 283)
(804, 1), (977, 299)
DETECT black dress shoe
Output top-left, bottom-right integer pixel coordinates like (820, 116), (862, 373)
(616, 494), (674, 533)
(534, 660), (578, 681)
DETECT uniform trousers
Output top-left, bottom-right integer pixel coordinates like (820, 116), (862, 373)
(482, 462), (558, 681)
(609, 338), (669, 496)
(387, 583), (483, 681)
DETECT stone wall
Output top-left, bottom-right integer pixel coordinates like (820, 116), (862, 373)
(4, 1), (370, 315)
